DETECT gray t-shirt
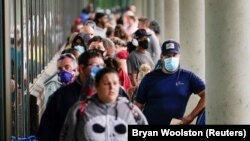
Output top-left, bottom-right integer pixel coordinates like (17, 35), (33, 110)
(146, 29), (161, 65)
(127, 50), (154, 74)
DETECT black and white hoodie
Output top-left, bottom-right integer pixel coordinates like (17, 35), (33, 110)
(60, 95), (148, 141)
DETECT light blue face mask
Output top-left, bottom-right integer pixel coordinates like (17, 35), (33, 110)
(163, 57), (179, 72)
(74, 45), (85, 54)
(90, 66), (102, 77)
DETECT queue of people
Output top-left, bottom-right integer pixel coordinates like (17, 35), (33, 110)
(37, 3), (206, 141)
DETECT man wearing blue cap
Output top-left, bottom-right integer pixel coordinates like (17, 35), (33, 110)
(135, 40), (205, 125)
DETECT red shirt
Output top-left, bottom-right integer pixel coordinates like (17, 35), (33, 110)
(118, 69), (132, 91)
(116, 50), (129, 59)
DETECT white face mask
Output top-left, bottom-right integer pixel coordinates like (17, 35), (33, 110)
(74, 45), (85, 54)
(163, 57), (179, 72)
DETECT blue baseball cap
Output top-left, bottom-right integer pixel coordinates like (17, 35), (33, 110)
(161, 40), (180, 55)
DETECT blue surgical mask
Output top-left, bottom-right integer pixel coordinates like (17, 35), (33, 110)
(74, 45), (85, 54)
(90, 66), (102, 77)
(58, 70), (74, 85)
(163, 57), (179, 72)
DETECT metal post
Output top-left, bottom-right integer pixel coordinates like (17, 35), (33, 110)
(4, 0), (12, 139)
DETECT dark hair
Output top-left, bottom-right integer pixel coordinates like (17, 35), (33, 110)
(127, 41), (136, 53)
(10, 38), (22, 46)
(95, 67), (118, 86)
(78, 49), (103, 66)
(72, 32), (88, 48)
(94, 12), (106, 24)
(61, 48), (76, 56)
(149, 20), (160, 34)
(138, 17), (149, 25)
(87, 36), (103, 46)
(104, 57), (121, 72)
(114, 24), (128, 41)
(106, 26), (114, 38)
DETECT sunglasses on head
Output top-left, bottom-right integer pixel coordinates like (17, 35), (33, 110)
(58, 53), (76, 61)
(84, 20), (96, 29)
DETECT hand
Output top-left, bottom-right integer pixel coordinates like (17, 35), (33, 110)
(181, 116), (193, 125)
(170, 118), (183, 125)
(128, 86), (137, 100)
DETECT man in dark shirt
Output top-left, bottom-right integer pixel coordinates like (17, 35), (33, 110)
(37, 50), (105, 141)
(135, 40), (205, 125)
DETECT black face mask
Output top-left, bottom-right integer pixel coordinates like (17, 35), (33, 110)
(139, 40), (149, 49)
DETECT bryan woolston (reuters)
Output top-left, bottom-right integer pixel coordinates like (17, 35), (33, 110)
(132, 128), (245, 138)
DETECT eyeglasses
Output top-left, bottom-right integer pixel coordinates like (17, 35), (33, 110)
(58, 53), (76, 61)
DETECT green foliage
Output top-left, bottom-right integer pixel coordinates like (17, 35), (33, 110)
(89, 0), (132, 11)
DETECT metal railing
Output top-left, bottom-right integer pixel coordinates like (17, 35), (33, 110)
(0, 0), (83, 140)
(0, 0), (132, 140)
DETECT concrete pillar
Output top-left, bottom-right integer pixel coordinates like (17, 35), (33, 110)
(179, 0), (205, 124)
(133, 0), (143, 17)
(83, 0), (88, 8)
(147, 0), (154, 20)
(206, 0), (250, 124)
(141, 0), (147, 17)
(154, 0), (165, 42)
(180, 0), (205, 77)
(164, 0), (180, 42)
